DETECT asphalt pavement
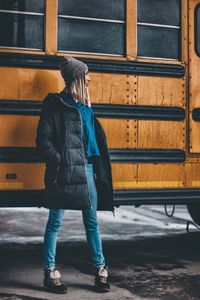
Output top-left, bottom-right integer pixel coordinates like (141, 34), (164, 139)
(0, 205), (200, 300)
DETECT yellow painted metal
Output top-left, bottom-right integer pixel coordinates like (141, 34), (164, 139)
(113, 181), (184, 189)
(192, 181), (200, 187)
(0, 182), (24, 189)
(126, 0), (137, 60)
(45, 0), (58, 55)
(0, 164), (45, 190)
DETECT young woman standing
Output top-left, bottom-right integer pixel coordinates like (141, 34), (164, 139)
(36, 56), (114, 294)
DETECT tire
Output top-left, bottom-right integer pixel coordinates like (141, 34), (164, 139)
(187, 203), (200, 226)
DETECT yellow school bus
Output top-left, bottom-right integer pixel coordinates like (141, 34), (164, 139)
(0, 0), (200, 225)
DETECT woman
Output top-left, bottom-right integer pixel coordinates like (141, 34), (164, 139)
(36, 56), (114, 294)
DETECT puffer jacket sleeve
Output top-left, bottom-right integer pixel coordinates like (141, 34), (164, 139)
(36, 94), (61, 168)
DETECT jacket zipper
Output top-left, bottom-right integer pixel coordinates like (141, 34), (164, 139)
(56, 94), (92, 208)
(55, 94), (86, 164)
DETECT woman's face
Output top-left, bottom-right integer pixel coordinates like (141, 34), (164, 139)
(85, 70), (91, 87)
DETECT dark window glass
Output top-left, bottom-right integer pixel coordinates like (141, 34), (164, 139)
(138, 26), (180, 60)
(0, 0), (45, 50)
(58, 19), (125, 55)
(137, 0), (181, 60)
(0, 0), (45, 13)
(58, 0), (125, 21)
(195, 4), (200, 57)
(138, 0), (181, 26)
(0, 13), (44, 49)
(58, 0), (126, 56)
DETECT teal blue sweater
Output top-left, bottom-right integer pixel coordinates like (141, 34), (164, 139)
(60, 91), (100, 159)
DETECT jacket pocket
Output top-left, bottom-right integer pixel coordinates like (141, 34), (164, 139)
(44, 166), (59, 186)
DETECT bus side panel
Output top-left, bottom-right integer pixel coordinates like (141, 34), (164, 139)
(0, 163), (44, 190)
(138, 76), (185, 107)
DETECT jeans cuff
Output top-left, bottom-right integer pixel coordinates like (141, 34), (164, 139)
(44, 265), (55, 271)
(93, 264), (106, 271)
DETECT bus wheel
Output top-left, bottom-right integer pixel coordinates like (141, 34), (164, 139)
(187, 204), (200, 226)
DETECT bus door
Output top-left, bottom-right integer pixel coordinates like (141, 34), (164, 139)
(189, 0), (200, 153)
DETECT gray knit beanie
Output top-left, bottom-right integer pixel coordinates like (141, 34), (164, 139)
(59, 56), (88, 84)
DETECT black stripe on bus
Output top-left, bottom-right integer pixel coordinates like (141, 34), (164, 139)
(114, 189), (200, 206)
(0, 100), (185, 121)
(110, 149), (186, 163)
(0, 100), (41, 116)
(0, 147), (42, 163)
(0, 190), (44, 207)
(0, 188), (199, 207)
(0, 52), (185, 77)
(194, 3), (200, 58)
(94, 104), (185, 120)
(192, 108), (200, 121)
(0, 147), (186, 163)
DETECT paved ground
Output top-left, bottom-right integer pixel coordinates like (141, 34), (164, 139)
(0, 205), (200, 299)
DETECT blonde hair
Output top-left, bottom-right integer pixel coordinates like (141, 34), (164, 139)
(65, 73), (91, 107)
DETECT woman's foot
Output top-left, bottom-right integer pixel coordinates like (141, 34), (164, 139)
(43, 266), (68, 294)
(95, 266), (110, 292)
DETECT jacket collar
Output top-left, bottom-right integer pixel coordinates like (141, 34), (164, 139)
(51, 92), (76, 109)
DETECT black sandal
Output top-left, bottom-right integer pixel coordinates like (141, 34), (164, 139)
(43, 266), (68, 294)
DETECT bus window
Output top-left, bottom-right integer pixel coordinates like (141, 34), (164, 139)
(0, 0), (45, 51)
(58, 0), (126, 56)
(137, 0), (181, 60)
(195, 3), (200, 57)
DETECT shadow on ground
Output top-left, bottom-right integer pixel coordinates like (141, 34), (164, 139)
(0, 232), (200, 300)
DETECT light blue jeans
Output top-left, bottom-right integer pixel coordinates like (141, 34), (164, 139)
(43, 163), (105, 269)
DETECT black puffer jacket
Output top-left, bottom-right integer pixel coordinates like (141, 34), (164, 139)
(36, 93), (114, 212)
